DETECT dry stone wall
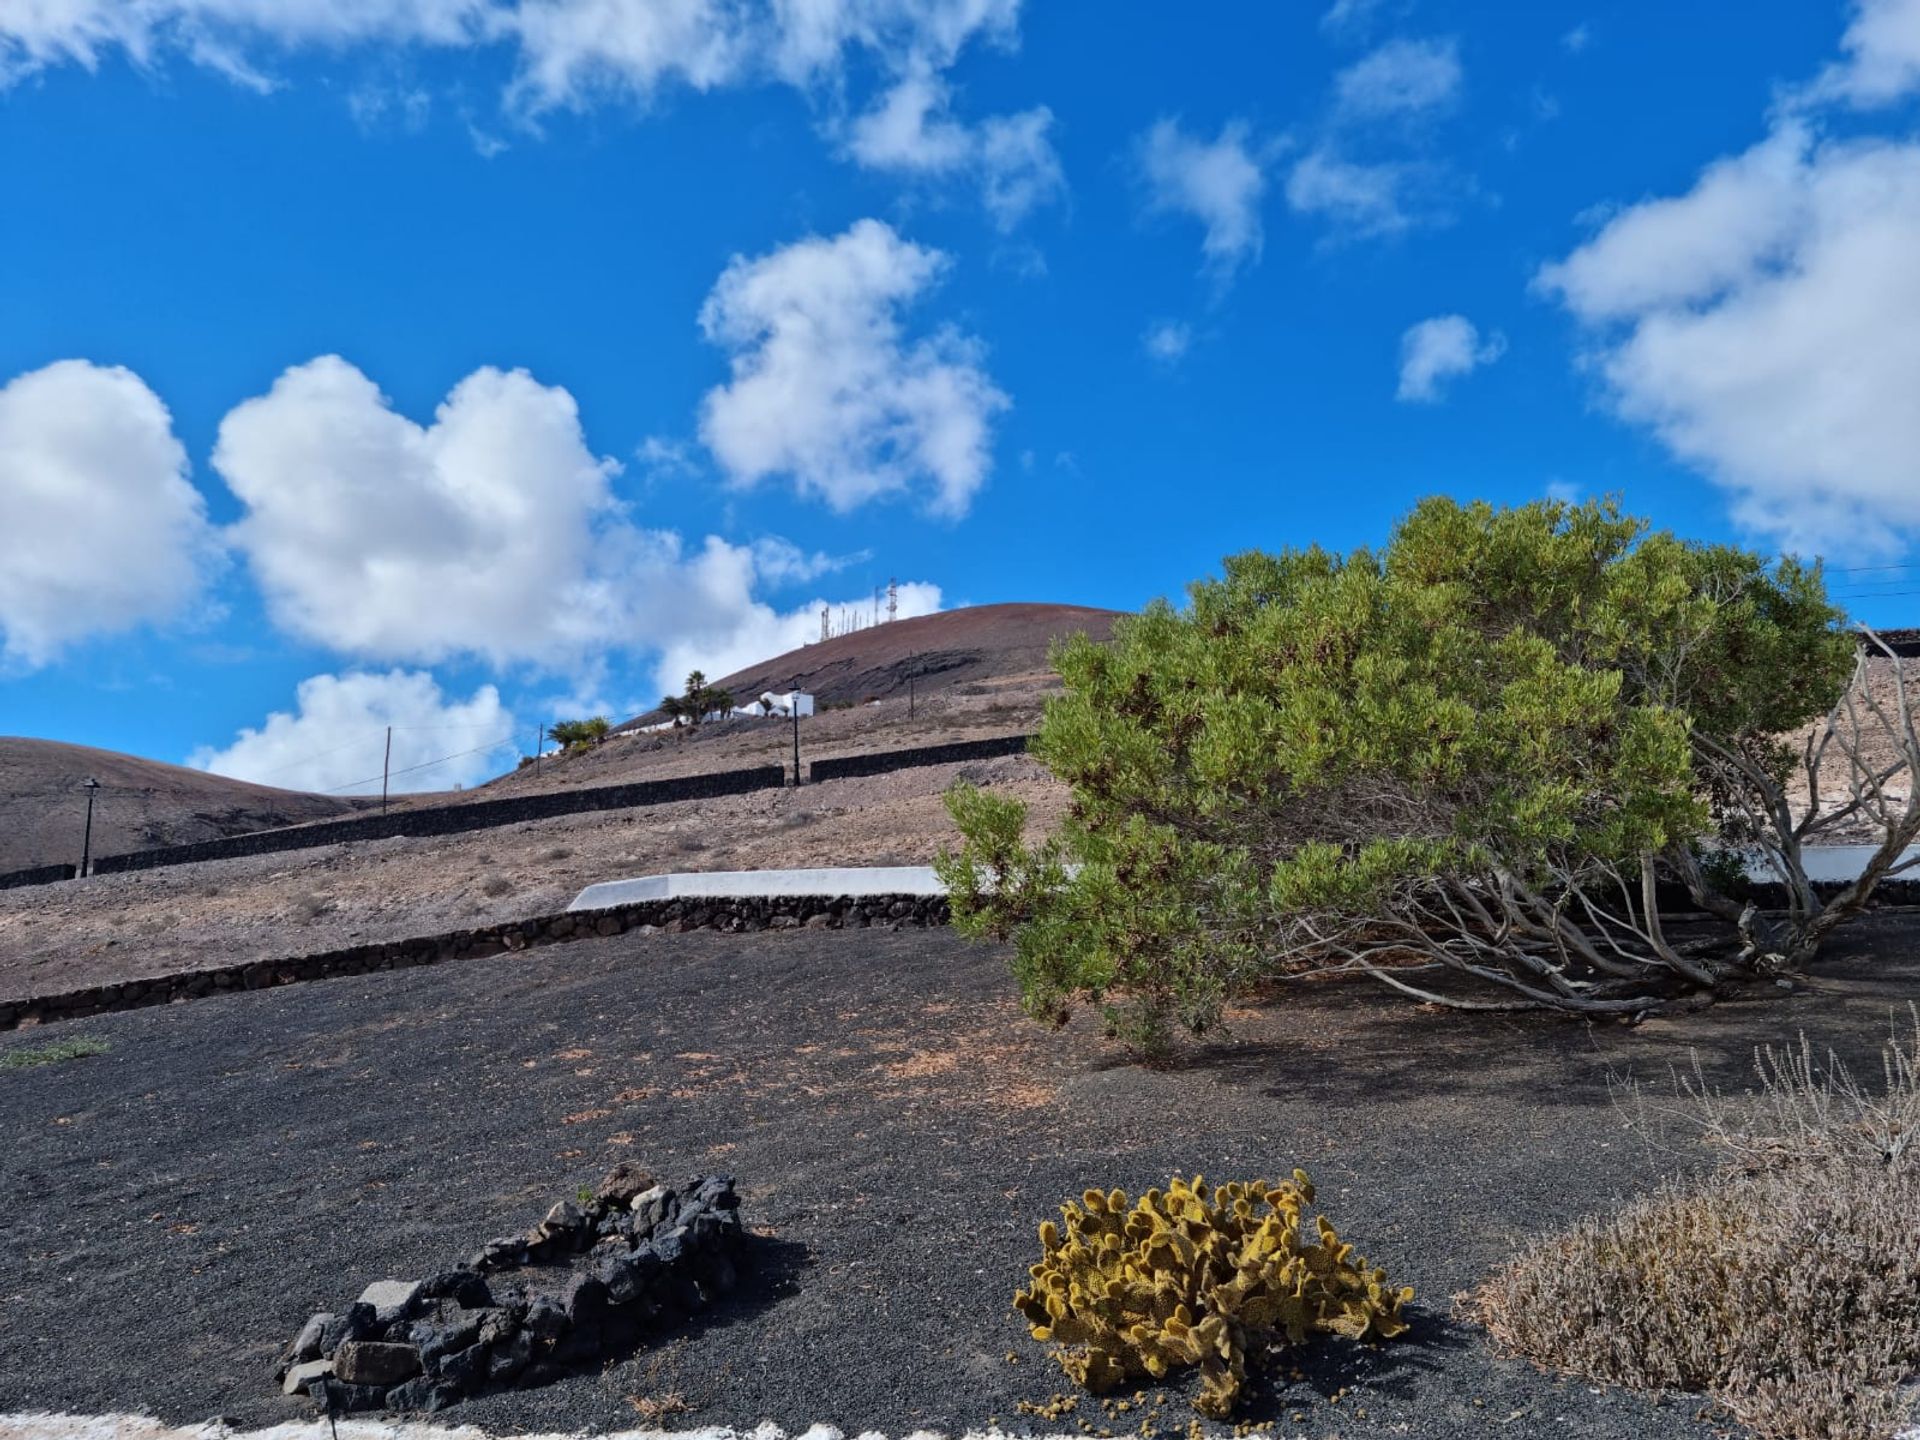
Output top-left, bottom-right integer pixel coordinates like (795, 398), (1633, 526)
(91, 764), (789, 876)
(807, 732), (1032, 782)
(0, 862), (76, 890)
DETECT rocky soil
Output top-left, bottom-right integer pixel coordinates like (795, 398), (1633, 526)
(0, 753), (1066, 1003)
(5, 919), (1914, 1437)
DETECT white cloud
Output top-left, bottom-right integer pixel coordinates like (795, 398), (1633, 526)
(651, 579), (941, 697)
(1395, 314), (1504, 402)
(1141, 320), (1192, 364)
(1285, 148), (1417, 237)
(189, 669), (516, 793)
(1538, 122), (1920, 557)
(1136, 118), (1269, 281)
(0, 360), (217, 669)
(1334, 37), (1461, 120)
(1319, 0), (1395, 41)
(0, 0), (1025, 111)
(1562, 22), (1592, 54)
(0, 0), (490, 87)
(845, 66), (1063, 229)
(696, 219), (1009, 517)
(1800, 0), (1920, 108)
(213, 353), (943, 684)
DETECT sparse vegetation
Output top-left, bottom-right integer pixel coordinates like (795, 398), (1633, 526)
(1016, 1172), (1410, 1418)
(661, 671), (736, 727)
(940, 497), (1902, 1052)
(550, 716), (611, 751)
(288, 891), (333, 923)
(480, 874), (513, 897)
(1468, 1011), (1920, 1440)
(1, 1035), (111, 1070)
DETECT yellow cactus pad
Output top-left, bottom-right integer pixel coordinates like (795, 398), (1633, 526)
(1011, 1173), (1412, 1419)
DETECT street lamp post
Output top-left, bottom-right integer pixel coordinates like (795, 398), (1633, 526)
(79, 777), (101, 877)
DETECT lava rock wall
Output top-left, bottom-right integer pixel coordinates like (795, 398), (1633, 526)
(277, 1168), (744, 1414)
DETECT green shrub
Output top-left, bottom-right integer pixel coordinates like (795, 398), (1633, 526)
(1015, 1172), (1410, 1417)
(1, 1036), (110, 1070)
(940, 497), (1863, 1050)
(1468, 1012), (1920, 1440)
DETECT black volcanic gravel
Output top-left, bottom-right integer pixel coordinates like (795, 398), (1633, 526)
(3, 919), (1915, 1438)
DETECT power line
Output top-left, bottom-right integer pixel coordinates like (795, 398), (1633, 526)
(322, 733), (521, 795)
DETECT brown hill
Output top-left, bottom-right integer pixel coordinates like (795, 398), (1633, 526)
(619, 602), (1124, 728)
(0, 737), (366, 874)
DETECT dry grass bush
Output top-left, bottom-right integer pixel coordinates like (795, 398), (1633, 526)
(1469, 1009), (1920, 1440)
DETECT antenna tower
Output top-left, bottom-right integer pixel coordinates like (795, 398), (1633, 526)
(887, 577), (898, 622)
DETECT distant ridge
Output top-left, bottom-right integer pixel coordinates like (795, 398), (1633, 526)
(618, 602), (1124, 729)
(0, 737), (364, 873)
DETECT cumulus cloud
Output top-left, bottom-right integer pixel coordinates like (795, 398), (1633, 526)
(845, 65), (1063, 230)
(189, 669), (516, 793)
(1396, 314), (1504, 401)
(1800, 0), (1920, 108)
(1334, 37), (1461, 120)
(696, 219), (1008, 517)
(1136, 118), (1269, 282)
(0, 360), (217, 668)
(213, 352), (945, 684)
(1538, 120), (1920, 556)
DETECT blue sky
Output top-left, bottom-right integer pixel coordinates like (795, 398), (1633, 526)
(3, 0), (1919, 792)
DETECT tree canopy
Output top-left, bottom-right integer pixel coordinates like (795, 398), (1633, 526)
(937, 498), (1888, 1052)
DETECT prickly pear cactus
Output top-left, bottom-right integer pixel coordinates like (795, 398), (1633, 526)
(1013, 1172), (1412, 1417)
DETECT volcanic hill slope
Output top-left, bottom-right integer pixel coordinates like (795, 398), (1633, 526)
(0, 738), (365, 876)
(0, 603), (1119, 1000)
(623, 601), (1121, 725)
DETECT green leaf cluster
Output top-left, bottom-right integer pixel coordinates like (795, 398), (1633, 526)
(941, 497), (1853, 1044)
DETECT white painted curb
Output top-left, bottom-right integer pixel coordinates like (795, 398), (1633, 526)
(567, 867), (946, 913)
(0, 1419), (1148, 1440)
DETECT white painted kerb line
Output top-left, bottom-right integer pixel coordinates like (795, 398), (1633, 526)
(0, 1419), (1155, 1440)
(567, 867), (947, 913)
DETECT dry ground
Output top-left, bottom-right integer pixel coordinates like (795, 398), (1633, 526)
(4, 918), (1915, 1438)
(0, 753), (1066, 1003)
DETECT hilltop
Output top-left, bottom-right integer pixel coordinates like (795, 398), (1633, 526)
(623, 601), (1123, 725)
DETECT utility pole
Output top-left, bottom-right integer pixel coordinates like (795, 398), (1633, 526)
(79, 777), (100, 877)
(791, 679), (802, 786)
(908, 676), (915, 718)
(380, 726), (392, 813)
(535, 724), (545, 776)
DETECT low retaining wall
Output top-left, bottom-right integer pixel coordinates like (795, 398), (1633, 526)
(0, 891), (951, 1032)
(0, 862), (77, 891)
(90, 765), (788, 876)
(807, 732), (1032, 783)
(3, 737), (1039, 893)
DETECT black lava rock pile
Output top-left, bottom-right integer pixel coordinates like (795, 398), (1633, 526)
(275, 1164), (745, 1413)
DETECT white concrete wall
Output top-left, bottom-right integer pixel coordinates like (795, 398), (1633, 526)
(568, 866), (945, 912)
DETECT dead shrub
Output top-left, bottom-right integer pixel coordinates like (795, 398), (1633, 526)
(1468, 1009), (1920, 1440)
(479, 874), (513, 897)
(288, 892), (333, 922)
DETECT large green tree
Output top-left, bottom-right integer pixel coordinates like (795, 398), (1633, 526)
(938, 499), (1911, 1051)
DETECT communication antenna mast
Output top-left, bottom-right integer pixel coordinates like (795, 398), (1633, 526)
(887, 577), (898, 623)
(820, 606), (830, 643)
